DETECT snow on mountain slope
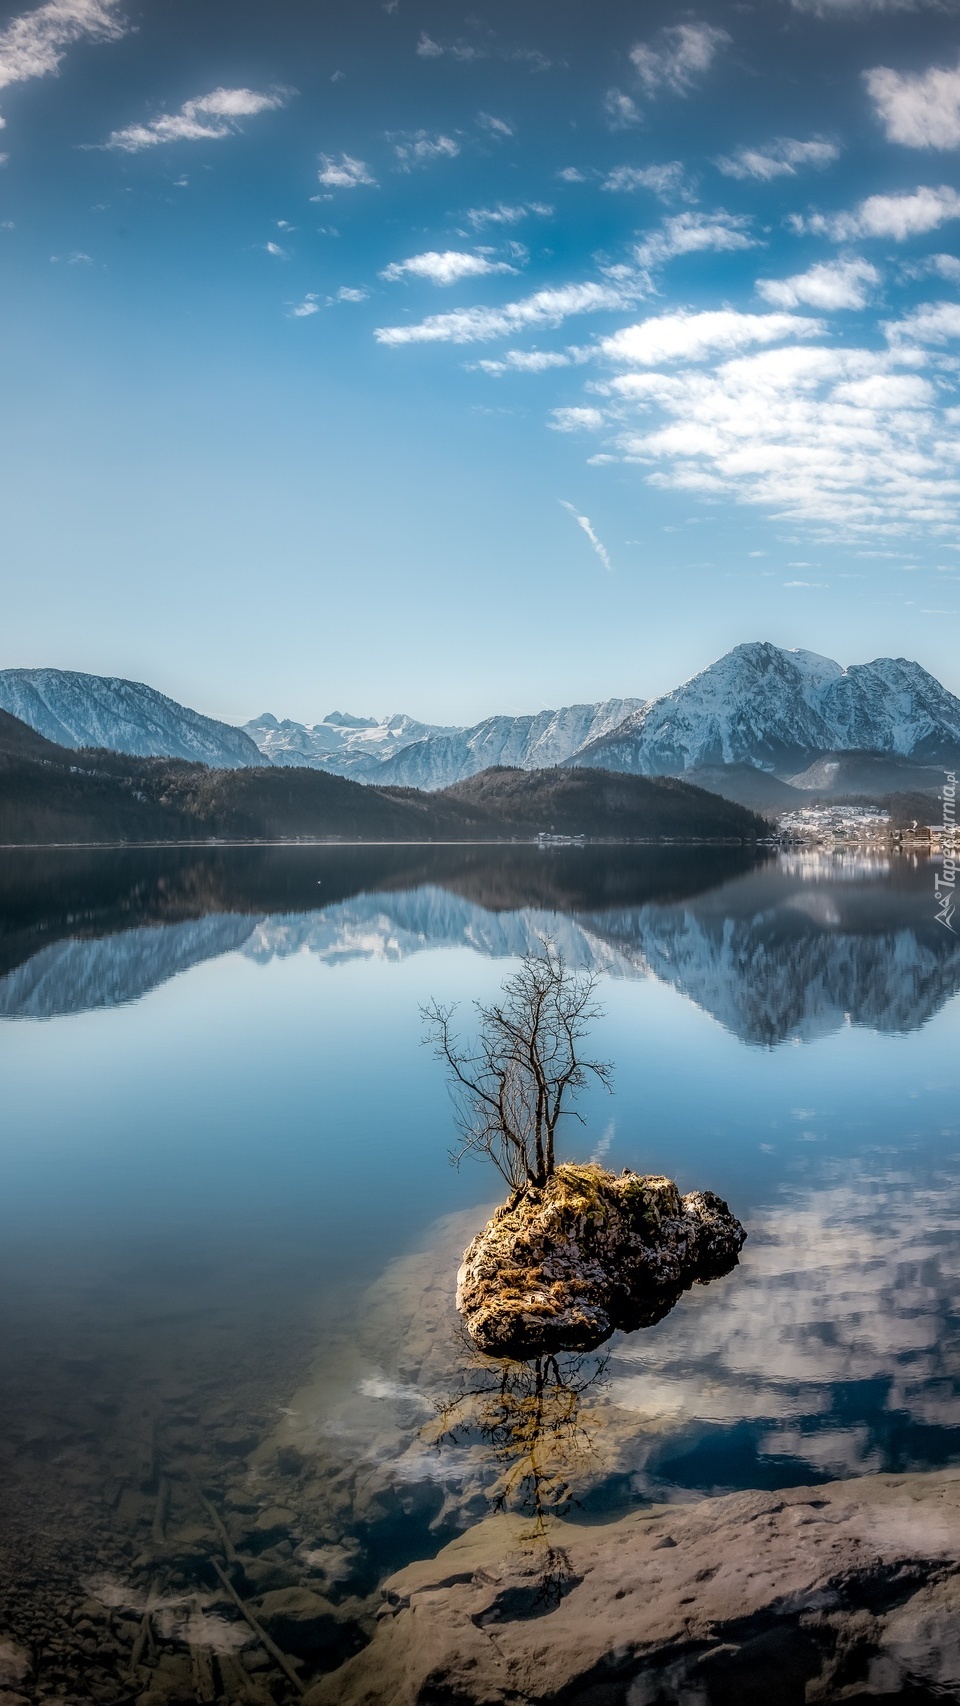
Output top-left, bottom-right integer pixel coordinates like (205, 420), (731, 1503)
(242, 710), (454, 778)
(372, 700), (645, 789)
(0, 669), (267, 767)
(573, 642), (960, 776)
(244, 699), (645, 789)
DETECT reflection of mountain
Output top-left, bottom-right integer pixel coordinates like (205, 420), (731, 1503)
(0, 917), (257, 1019)
(3, 849), (959, 1044)
(0, 844), (753, 988)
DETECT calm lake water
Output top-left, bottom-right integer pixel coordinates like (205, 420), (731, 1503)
(1, 843), (959, 1697)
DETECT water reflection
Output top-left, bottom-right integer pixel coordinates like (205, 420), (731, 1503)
(2, 848), (959, 1045)
(269, 1155), (960, 1549)
(430, 1350), (606, 1534)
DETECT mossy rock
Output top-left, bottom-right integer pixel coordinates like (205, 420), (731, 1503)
(456, 1163), (745, 1357)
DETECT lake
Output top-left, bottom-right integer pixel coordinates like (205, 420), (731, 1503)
(1, 843), (959, 1701)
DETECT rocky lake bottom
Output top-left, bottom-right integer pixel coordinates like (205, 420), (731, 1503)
(1, 844), (960, 1702)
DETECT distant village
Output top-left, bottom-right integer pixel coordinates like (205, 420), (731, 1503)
(776, 802), (945, 850)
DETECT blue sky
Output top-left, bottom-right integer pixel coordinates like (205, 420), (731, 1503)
(3, 0), (960, 724)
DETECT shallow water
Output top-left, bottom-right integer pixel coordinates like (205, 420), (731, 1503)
(1, 843), (959, 1698)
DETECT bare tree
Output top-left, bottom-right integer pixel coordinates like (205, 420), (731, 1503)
(422, 946), (612, 1191)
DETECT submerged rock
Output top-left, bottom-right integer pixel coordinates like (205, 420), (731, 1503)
(456, 1163), (746, 1356)
(304, 1469), (960, 1706)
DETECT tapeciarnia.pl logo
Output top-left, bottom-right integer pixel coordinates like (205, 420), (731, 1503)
(935, 770), (957, 933)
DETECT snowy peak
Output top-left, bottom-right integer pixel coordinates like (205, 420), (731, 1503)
(0, 668), (267, 768)
(243, 698), (645, 788)
(242, 709), (456, 777)
(574, 642), (960, 776)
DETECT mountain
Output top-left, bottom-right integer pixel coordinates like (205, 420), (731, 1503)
(0, 712), (764, 846)
(243, 709), (454, 775)
(0, 668), (266, 767)
(572, 643), (960, 777)
(243, 700), (644, 788)
(369, 701), (646, 788)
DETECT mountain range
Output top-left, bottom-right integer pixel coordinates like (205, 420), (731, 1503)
(3, 643), (960, 792)
(0, 707), (764, 847)
(244, 699), (644, 784)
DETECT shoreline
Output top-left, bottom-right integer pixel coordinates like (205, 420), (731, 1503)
(0, 835), (766, 851)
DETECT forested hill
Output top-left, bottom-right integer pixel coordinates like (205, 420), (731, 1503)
(0, 712), (766, 844)
(439, 766), (768, 840)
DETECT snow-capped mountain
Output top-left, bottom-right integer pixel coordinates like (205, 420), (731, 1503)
(0, 668), (267, 767)
(243, 710), (456, 777)
(572, 642), (960, 776)
(9, 642), (960, 788)
(243, 700), (645, 788)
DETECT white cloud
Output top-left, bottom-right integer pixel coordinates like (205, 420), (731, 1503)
(866, 60), (960, 149)
(757, 257), (880, 310)
(832, 372), (935, 406)
(551, 408), (605, 431)
(601, 342), (960, 534)
(603, 162), (692, 202)
(560, 500), (614, 571)
(603, 88), (641, 129)
(465, 202), (552, 227)
(635, 210), (757, 268)
(0, 0), (126, 97)
(381, 249), (516, 286)
(476, 112), (513, 138)
(264, 240), (286, 257)
(602, 309), (821, 367)
(472, 348), (575, 375)
(629, 22), (730, 97)
(105, 86), (290, 152)
(414, 30), (550, 70)
(885, 300), (960, 344)
(390, 130), (459, 169)
(903, 252), (960, 283)
(557, 167), (587, 183)
(796, 185), (960, 241)
(289, 285), (368, 318)
(375, 279), (641, 346)
(416, 31), (479, 61)
(317, 152), (376, 189)
(717, 136), (839, 180)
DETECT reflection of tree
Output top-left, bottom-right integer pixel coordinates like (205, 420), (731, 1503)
(428, 1349), (607, 1538)
(427, 1350), (609, 1607)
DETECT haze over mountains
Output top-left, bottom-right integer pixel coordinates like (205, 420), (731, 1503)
(3, 642), (960, 794)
